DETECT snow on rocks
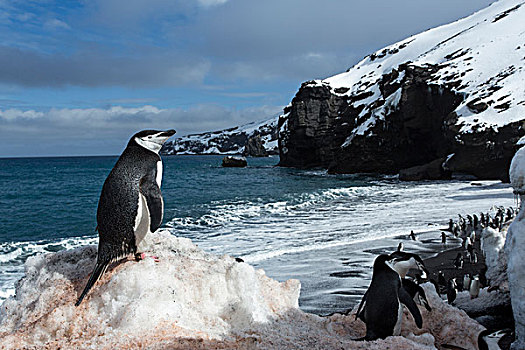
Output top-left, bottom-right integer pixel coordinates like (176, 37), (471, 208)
(323, 0), (525, 137)
(481, 226), (508, 287)
(505, 145), (525, 349)
(0, 231), (486, 349)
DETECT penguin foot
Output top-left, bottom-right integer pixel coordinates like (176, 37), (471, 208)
(135, 252), (146, 261)
(134, 253), (160, 262)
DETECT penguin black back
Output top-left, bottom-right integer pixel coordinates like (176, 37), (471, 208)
(358, 254), (422, 340)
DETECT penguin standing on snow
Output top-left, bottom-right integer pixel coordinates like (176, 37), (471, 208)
(75, 129), (176, 306)
(355, 254), (423, 340)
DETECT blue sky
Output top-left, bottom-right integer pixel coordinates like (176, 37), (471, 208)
(0, 0), (494, 156)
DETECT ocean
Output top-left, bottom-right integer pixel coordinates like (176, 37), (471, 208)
(0, 155), (515, 314)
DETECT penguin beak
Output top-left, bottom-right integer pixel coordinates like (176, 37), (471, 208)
(160, 129), (176, 138)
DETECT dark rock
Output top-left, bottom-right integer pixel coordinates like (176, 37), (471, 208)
(467, 100), (489, 113)
(279, 63), (524, 181)
(242, 135), (268, 157)
(222, 156), (247, 167)
(399, 157), (452, 181)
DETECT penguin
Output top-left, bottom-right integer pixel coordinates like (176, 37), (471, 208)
(447, 278), (457, 305)
(441, 232), (447, 245)
(469, 276), (480, 299)
(470, 251), (478, 264)
(478, 329), (511, 350)
(409, 230), (417, 241)
(355, 254), (422, 340)
(389, 251), (429, 279)
(75, 129), (176, 306)
(401, 278), (432, 311)
(397, 242), (404, 252)
(438, 271), (446, 285)
(448, 219), (454, 232)
(453, 253), (464, 269)
(463, 274), (471, 291)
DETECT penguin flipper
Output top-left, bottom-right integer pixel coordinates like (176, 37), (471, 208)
(75, 260), (108, 306)
(399, 286), (423, 328)
(417, 285), (432, 311)
(139, 176), (163, 232)
(355, 290), (368, 321)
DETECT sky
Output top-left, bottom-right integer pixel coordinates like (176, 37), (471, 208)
(0, 0), (495, 157)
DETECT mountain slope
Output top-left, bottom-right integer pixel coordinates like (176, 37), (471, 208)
(278, 0), (525, 180)
(161, 117), (278, 156)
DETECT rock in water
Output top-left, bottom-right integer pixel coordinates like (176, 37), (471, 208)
(505, 146), (525, 350)
(399, 157), (452, 181)
(222, 156), (247, 167)
(242, 135), (268, 157)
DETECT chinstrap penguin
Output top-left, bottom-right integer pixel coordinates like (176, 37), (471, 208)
(75, 129), (176, 306)
(355, 254), (422, 340)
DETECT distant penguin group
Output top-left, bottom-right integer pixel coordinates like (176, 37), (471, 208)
(76, 129), (176, 306)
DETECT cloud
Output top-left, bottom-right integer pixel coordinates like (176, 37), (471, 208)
(0, 104), (282, 156)
(0, 45), (210, 87)
(44, 18), (70, 31)
(197, 0), (229, 7)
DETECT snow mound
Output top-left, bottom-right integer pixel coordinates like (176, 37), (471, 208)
(481, 226), (508, 286)
(0, 232), (487, 349)
(510, 146), (525, 193)
(505, 146), (525, 349)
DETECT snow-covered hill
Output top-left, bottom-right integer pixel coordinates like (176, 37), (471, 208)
(279, 0), (525, 180)
(161, 117), (278, 156)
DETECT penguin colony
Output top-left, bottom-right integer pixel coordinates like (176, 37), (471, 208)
(76, 129), (176, 306)
(439, 207), (517, 295)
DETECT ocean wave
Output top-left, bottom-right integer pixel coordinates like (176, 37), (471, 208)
(166, 186), (365, 231)
(0, 235), (97, 302)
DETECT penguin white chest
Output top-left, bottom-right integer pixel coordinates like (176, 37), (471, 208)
(393, 302), (403, 336)
(156, 161), (163, 187)
(134, 192), (151, 247)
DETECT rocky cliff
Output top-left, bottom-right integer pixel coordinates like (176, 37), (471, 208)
(278, 0), (525, 181)
(161, 117), (278, 156)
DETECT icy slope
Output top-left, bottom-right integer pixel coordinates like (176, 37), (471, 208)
(0, 231), (484, 349)
(278, 0), (525, 178)
(161, 117), (278, 155)
(323, 0), (525, 135)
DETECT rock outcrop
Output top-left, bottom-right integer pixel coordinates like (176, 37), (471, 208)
(161, 118), (278, 156)
(278, 0), (525, 181)
(222, 156), (248, 167)
(242, 135), (268, 157)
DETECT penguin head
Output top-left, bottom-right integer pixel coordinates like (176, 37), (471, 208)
(374, 254), (397, 272)
(389, 251), (428, 279)
(132, 129), (176, 153)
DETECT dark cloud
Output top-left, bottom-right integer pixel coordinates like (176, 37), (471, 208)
(0, 0), (495, 87)
(0, 45), (210, 87)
